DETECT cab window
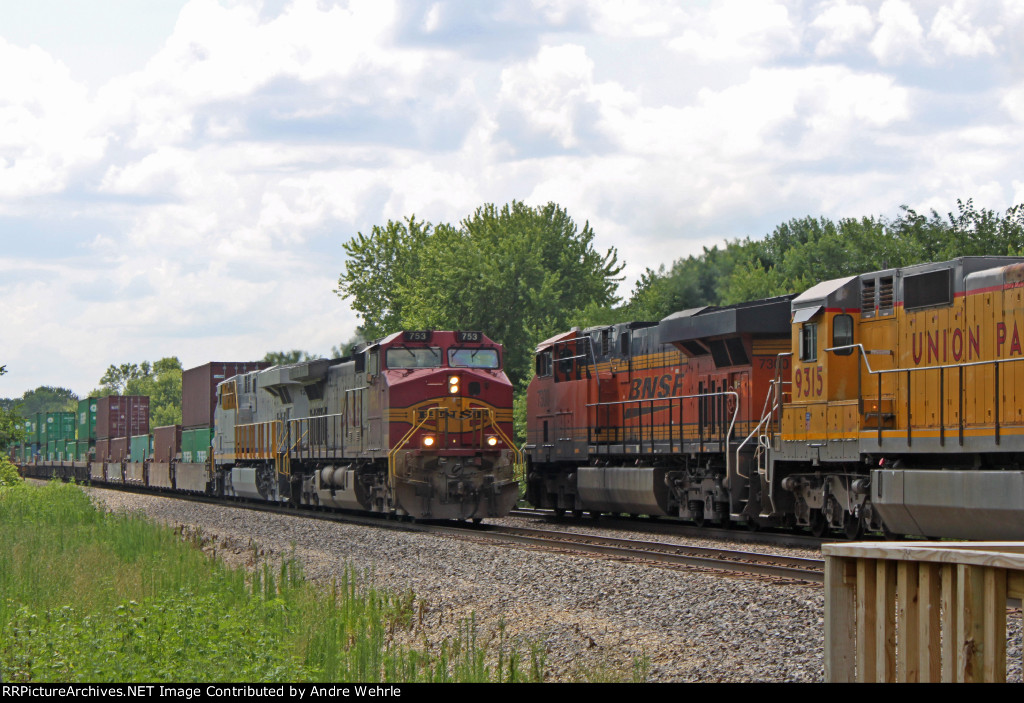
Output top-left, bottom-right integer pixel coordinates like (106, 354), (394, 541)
(386, 347), (442, 369)
(832, 315), (853, 356)
(448, 347), (500, 369)
(800, 323), (818, 362)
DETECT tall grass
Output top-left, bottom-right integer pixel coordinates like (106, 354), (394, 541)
(0, 481), (545, 683)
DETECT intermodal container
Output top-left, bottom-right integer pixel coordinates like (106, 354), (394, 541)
(182, 362), (269, 429)
(45, 412), (76, 442)
(182, 427), (213, 463)
(130, 434), (151, 462)
(95, 438), (110, 462)
(78, 398), (98, 441)
(153, 425), (182, 463)
(96, 396), (150, 440)
(109, 437), (130, 462)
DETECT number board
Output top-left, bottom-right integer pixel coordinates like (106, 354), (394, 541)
(457, 331), (482, 342)
(404, 331), (431, 342)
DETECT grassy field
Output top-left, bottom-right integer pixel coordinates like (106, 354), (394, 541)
(0, 470), (545, 683)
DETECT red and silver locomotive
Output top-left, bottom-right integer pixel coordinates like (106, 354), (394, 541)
(213, 330), (519, 520)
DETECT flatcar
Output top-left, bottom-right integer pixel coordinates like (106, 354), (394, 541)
(213, 330), (520, 520)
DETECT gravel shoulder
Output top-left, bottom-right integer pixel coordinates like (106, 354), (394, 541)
(79, 485), (1022, 683)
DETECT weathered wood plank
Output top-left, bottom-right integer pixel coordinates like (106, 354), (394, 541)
(958, 564), (985, 682)
(941, 563), (958, 683)
(917, 562), (941, 681)
(897, 561), (920, 682)
(982, 567), (1006, 683)
(876, 559), (897, 682)
(856, 558), (878, 682)
(825, 556), (857, 683)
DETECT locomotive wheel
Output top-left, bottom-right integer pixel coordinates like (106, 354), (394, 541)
(553, 507), (566, 520)
(809, 509), (828, 538)
(693, 511), (705, 528)
(590, 511), (602, 520)
(843, 513), (863, 540)
(472, 518), (482, 525)
(572, 509), (584, 519)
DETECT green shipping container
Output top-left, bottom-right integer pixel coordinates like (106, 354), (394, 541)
(44, 412), (76, 442)
(182, 427), (213, 463)
(78, 398), (98, 441)
(130, 434), (151, 462)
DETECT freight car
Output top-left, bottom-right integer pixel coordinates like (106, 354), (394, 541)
(18, 330), (520, 523)
(527, 256), (1024, 540)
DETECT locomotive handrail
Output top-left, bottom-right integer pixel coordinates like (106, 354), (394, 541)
(735, 379), (782, 481)
(585, 389), (740, 479)
(387, 406), (441, 488)
(826, 343), (1024, 446)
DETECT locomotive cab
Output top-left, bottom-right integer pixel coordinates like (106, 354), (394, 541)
(773, 256), (1024, 538)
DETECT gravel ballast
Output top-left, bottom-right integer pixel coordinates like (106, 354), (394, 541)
(81, 486), (1021, 683)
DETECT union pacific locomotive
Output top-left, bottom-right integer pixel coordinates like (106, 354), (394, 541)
(526, 256), (1024, 540)
(212, 330), (519, 520)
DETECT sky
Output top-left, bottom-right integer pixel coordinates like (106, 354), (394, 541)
(1, 0), (1023, 398)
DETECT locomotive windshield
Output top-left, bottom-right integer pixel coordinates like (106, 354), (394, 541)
(386, 346), (442, 369)
(448, 347), (500, 369)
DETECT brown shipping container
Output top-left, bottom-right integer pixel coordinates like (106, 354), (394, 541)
(96, 396), (150, 439)
(182, 362), (270, 429)
(153, 424), (183, 463)
(95, 438), (110, 462)
(110, 437), (130, 462)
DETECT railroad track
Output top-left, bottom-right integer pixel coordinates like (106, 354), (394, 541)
(469, 524), (824, 583)
(60, 480), (824, 584)
(508, 506), (832, 550)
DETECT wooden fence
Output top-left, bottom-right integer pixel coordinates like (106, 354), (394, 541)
(823, 542), (1024, 682)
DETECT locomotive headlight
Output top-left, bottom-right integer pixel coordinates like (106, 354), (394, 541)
(487, 435), (498, 447)
(423, 435), (436, 447)
(448, 375), (460, 394)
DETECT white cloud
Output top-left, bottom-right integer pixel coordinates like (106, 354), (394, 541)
(667, 0), (798, 64)
(498, 44), (597, 149)
(929, 3), (997, 57)
(0, 39), (106, 200)
(869, 0), (926, 65)
(811, 0), (874, 57)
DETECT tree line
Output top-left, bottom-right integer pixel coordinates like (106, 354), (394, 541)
(337, 198), (1024, 439)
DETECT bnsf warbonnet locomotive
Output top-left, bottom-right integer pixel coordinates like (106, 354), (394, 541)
(527, 256), (1024, 540)
(213, 330), (519, 520)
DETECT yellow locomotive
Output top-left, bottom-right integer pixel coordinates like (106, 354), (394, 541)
(766, 256), (1024, 538)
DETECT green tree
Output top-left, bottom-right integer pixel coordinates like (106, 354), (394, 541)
(92, 357), (183, 428)
(340, 201), (623, 391)
(9, 386), (78, 415)
(263, 350), (318, 365)
(335, 217), (435, 340)
(0, 365), (26, 451)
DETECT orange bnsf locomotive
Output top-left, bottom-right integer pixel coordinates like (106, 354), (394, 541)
(525, 296), (794, 528)
(213, 330), (519, 520)
(527, 256), (1024, 540)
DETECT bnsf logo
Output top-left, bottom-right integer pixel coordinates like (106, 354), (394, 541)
(627, 373), (684, 401)
(416, 408), (479, 420)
